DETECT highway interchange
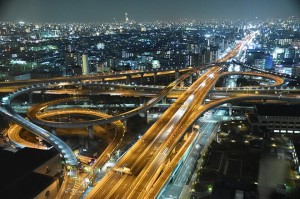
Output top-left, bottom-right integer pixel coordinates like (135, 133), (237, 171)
(1, 33), (300, 198)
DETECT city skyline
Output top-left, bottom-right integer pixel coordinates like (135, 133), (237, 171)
(0, 0), (300, 23)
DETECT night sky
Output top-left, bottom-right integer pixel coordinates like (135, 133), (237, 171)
(0, 0), (300, 23)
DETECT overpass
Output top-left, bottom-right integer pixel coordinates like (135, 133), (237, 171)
(85, 33), (256, 199)
(0, 104), (79, 166)
(2, 32), (299, 198)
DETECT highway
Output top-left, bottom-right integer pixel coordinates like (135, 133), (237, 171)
(24, 68), (201, 128)
(4, 107), (125, 199)
(86, 34), (256, 198)
(0, 105), (79, 166)
(6, 124), (50, 150)
(2, 32), (299, 198)
(85, 66), (223, 198)
(0, 64), (212, 93)
(155, 122), (218, 199)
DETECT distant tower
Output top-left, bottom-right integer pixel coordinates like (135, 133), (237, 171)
(82, 54), (89, 75)
(125, 13), (129, 23)
(204, 34), (211, 50)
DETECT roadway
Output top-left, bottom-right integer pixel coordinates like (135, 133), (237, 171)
(0, 64), (213, 93)
(3, 32), (298, 198)
(85, 33), (258, 198)
(0, 105), (78, 166)
(25, 69), (284, 129)
(85, 66), (223, 198)
(156, 122), (218, 199)
(24, 69), (200, 128)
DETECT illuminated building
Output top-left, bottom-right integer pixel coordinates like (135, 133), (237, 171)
(247, 104), (300, 134)
(82, 54), (89, 75)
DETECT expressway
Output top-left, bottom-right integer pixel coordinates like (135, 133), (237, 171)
(4, 106), (125, 199)
(0, 64), (215, 93)
(24, 69), (200, 128)
(6, 124), (50, 150)
(0, 105), (79, 166)
(85, 34), (260, 198)
(86, 66), (224, 199)
(25, 70), (284, 129)
(0, 66), (197, 168)
(2, 32), (298, 198)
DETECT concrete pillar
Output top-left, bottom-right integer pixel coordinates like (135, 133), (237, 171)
(29, 92), (33, 104)
(140, 73), (144, 85)
(189, 75), (193, 84)
(85, 139), (89, 150)
(51, 128), (56, 135)
(153, 72), (157, 84)
(140, 96), (146, 104)
(145, 110), (149, 124)
(123, 120), (128, 132)
(87, 126), (94, 139)
(223, 78), (226, 87)
(175, 70), (180, 79)
(228, 103), (232, 117)
(126, 75), (131, 85)
(180, 81), (185, 87)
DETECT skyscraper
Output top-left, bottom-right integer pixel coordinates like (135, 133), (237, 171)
(82, 54), (89, 75)
(125, 13), (129, 23)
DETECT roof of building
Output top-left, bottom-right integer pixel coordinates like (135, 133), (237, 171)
(0, 172), (55, 199)
(256, 104), (300, 117)
(0, 148), (58, 195)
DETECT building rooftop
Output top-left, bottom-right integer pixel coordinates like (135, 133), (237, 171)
(0, 148), (58, 196)
(256, 104), (300, 117)
(1, 172), (55, 199)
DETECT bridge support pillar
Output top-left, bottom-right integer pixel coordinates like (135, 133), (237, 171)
(123, 120), (128, 132)
(140, 74), (144, 85)
(29, 92), (33, 104)
(145, 110), (149, 124)
(229, 103), (232, 117)
(189, 75), (193, 84)
(51, 128), (56, 135)
(140, 96), (146, 104)
(153, 72), (157, 84)
(87, 126), (94, 139)
(180, 81), (185, 87)
(126, 75), (132, 85)
(175, 70), (180, 79)
(196, 71), (201, 78)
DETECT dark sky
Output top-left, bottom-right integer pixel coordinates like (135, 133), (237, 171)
(0, 0), (299, 23)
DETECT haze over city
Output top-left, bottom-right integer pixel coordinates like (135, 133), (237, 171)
(1, 0), (300, 23)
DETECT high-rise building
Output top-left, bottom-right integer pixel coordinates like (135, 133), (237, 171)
(125, 13), (129, 23)
(81, 54), (89, 75)
(64, 52), (81, 67)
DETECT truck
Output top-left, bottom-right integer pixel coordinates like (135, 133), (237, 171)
(113, 166), (133, 175)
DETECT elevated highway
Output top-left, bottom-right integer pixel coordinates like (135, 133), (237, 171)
(0, 63), (218, 93)
(0, 105), (79, 166)
(87, 33), (296, 198)
(2, 32), (299, 198)
(24, 68), (201, 128)
(85, 34), (254, 198)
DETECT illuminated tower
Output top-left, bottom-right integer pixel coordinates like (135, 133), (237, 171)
(204, 34), (211, 50)
(82, 54), (89, 75)
(125, 13), (129, 23)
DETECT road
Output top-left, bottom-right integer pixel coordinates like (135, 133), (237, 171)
(86, 34), (254, 198)
(3, 32), (296, 198)
(157, 122), (218, 199)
